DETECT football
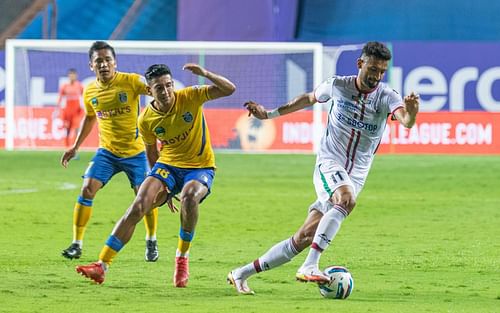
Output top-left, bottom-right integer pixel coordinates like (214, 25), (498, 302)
(318, 266), (354, 299)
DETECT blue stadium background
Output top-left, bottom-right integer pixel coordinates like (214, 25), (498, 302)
(17, 0), (500, 42)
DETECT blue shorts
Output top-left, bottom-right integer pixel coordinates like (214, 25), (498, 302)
(83, 148), (149, 188)
(149, 163), (215, 202)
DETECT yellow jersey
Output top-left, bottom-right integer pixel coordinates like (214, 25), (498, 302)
(83, 72), (148, 157)
(138, 85), (215, 168)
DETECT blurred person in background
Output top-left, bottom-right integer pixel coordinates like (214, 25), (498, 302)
(56, 68), (84, 148)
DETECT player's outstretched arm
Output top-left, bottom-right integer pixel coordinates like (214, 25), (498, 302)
(393, 92), (419, 128)
(244, 91), (316, 120)
(60, 115), (96, 168)
(182, 63), (236, 100)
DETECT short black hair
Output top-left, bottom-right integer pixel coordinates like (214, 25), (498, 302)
(68, 68), (77, 73)
(145, 64), (172, 83)
(88, 41), (116, 60)
(361, 41), (391, 61)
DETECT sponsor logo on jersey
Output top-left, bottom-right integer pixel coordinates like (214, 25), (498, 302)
(160, 127), (194, 146)
(118, 92), (128, 103)
(335, 111), (378, 133)
(183, 112), (193, 123)
(337, 99), (358, 113)
(95, 106), (131, 119)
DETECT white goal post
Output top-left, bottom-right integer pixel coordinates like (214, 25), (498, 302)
(5, 39), (326, 152)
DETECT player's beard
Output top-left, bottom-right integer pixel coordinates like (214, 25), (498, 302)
(364, 77), (379, 89)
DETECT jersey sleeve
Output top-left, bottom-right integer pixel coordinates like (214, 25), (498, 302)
(189, 85), (210, 105)
(383, 88), (404, 114)
(131, 73), (149, 95)
(313, 77), (335, 103)
(82, 88), (96, 116)
(138, 110), (157, 145)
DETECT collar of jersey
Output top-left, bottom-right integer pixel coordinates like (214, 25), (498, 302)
(95, 72), (119, 89)
(149, 98), (176, 116)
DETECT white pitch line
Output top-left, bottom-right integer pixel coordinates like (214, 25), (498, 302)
(58, 182), (78, 190)
(0, 188), (38, 195)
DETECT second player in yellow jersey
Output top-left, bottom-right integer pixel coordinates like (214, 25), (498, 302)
(139, 85), (214, 168)
(83, 71), (147, 157)
(76, 63), (236, 288)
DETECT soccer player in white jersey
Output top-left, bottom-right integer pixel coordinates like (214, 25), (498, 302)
(228, 41), (419, 295)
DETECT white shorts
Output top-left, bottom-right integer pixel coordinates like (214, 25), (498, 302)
(308, 160), (364, 215)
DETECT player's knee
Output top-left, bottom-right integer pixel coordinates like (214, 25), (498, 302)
(80, 185), (97, 199)
(334, 193), (356, 214)
(180, 190), (198, 209)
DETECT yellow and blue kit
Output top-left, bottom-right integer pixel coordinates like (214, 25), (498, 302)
(84, 72), (148, 158)
(138, 85), (215, 169)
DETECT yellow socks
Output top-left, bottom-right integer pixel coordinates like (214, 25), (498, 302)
(99, 235), (124, 267)
(176, 228), (194, 257)
(143, 207), (158, 240)
(73, 196), (93, 245)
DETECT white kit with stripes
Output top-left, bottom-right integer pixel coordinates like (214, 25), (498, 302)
(314, 75), (403, 192)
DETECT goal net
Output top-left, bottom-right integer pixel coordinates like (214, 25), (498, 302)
(4, 39), (324, 152)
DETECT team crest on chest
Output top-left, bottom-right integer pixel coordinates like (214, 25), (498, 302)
(118, 92), (128, 103)
(154, 126), (166, 137)
(91, 97), (98, 107)
(182, 112), (193, 123)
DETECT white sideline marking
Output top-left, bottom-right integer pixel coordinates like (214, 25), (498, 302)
(58, 183), (78, 190)
(0, 182), (77, 195)
(0, 188), (38, 195)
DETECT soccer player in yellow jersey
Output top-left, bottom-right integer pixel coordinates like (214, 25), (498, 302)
(60, 41), (160, 262)
(75, 63), (236, 287)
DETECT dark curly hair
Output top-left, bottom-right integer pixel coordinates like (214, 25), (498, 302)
(361, 41), (391, 61)
(145, 64), (172, 83)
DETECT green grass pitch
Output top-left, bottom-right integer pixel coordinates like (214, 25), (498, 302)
(0, 151), (499, 313)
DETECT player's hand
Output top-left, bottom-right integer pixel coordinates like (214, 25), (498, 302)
(404, 92), (419, 117)
(164, 187), (179, 213)
(182, 63), (208, 77)
(61, 147), (77, 168)
(244, 101), (268, 120)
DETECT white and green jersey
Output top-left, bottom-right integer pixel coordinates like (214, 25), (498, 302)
(314, 75), (403, 186)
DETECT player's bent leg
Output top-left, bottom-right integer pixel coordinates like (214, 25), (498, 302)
(76, 178), (163, 284)
(294, 209), (331, 283)
(113, 179), (162, 245)
(292, 209), (324, 252)
(297, 187), (355, 284)
(173, 180), (208, 288)
(227, 271), (255, 295)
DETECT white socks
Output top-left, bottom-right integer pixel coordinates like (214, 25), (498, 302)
(234, 237), (299, 279)
(302, 205), (347, 267)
